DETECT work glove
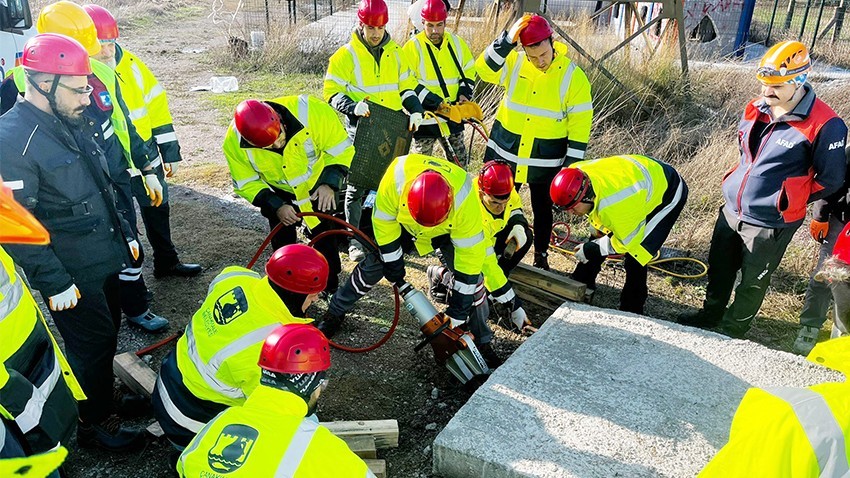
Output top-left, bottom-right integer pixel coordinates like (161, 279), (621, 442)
(164, 162), (178, 178)
(810, 219), (829, 243)
(49, 284), (80, 311)
(510, 306), (533, 333)
(506, 224), (528, 249)
(408, 112), (423, 132)
(507, 13), (533, 43)
(143, 173), (164, 207)
(574, 241), (601, 264)
(354, 101), (370, 117)
(127, 238), (140, 261)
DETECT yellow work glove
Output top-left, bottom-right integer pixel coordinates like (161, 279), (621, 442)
(507, 13), (533, 43)
(143, 173), (164, 207)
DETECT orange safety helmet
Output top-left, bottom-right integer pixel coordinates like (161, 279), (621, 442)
(408, 170), (452, 227)
(258, 323), (331, 374)
(519, 14), (553, 46)
(234, 100), (281, 148)
(421, 0), (448, 22)
(266, 244), (330, 294)
(757, 41), (811, 86)
(358, 0), (388, 27)
(478, 160), (514, 197)
(550, 168), (590, 210)
(37, 1), (101, 56)
(83, 4), (119, 41)
(0, 177), (50, 245)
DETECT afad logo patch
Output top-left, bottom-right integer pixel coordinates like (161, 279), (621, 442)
(98, 91), (113, 108)
(207, 424), (259, 473)
(213, 286), (249, 325)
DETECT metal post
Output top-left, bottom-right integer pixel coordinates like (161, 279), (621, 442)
(811, 0), (826, 49)
(835, 0), (848, 41)
(265, 0), (271, 30)
(766, 0), (781, 43)
(799, 0), (812, 38)
(785, 0), (795, 29)
(314, 0), (318, 21)
(330, 0), (333, 16)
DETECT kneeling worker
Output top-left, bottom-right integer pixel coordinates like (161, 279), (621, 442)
(550, 154), (688, 314)
(152, 245), (329, 448)
(177, 323), (375, 477)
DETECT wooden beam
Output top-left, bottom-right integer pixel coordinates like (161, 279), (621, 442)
(509, 263), (587, 302)
(341, 435), (377, 459)
(113, 352), (157, 397)
(512, 282), (566, 312)
(323, 420), (399, 449)
(363, 459), (386, 478)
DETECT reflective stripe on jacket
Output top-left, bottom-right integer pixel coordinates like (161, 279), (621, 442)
(223, 95), (354, 230)
(0, 247), (84, 454)
(475, 182), (525, 301)
(173, 266), (312, 407)
(575, 155), (683, 266)
(476, 33), (593, 184)
(177, 386), (375, 477)
(700, 382), (850, 477)
(115, 44), (182, 164)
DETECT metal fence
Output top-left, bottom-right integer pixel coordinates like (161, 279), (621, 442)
(750, 0), (850, 66)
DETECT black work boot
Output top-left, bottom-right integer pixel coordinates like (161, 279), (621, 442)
(316, 311), (345, 339)
(477, 342), (503, 369)
(678, 309), (722, 329)
(77, 414), (146, 452)
(427, 265), (449, 304)
(533, 252), (550, 271)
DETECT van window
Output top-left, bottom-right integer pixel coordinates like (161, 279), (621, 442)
(1, 0), (33, 32)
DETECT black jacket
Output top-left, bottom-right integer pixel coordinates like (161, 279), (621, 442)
(0, 100), (132, 295)
(813, 144), (850, 223)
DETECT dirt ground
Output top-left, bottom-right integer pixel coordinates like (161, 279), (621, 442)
(38, 1), (819, 476)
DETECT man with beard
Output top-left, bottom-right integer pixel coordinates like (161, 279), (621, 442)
(0, 33), (146, 450)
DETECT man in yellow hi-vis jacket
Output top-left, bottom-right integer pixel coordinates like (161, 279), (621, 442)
(223, 96), (353, 293)
(476, 13), (593, 270)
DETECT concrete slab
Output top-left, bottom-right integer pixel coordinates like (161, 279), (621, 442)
(433, 302), (844, 478)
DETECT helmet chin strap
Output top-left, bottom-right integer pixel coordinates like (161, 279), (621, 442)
(27, 73), (62, 117)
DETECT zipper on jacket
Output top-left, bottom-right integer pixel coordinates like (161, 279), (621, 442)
(736, 119), (776, 219)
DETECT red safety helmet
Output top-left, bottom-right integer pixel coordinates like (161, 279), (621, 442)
(258, 324), (331, 374)
(358, 0), (388, 27)
(550, 168), (590, 210)
(421, 0), (447, 22)
(83, 4), (119, 41)
(408, 170), (452, 227)
(21, 33), (92, 76)
(266, 244), (329, 294)
(234, 100), (281, 148)
(519, 14), (553, 45)
(833, 222), (850, 265)
(478, 161), (514, 197)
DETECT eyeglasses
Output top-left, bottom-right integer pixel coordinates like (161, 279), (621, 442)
(55, 82), (94, 96)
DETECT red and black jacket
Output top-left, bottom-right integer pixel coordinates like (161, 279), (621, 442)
(723, 85), (847, 228)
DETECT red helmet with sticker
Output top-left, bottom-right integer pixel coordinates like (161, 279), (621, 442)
(258, 324), (331, 374)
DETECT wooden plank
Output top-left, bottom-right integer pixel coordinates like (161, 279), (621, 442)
(512, 281), (565, 312)
(341, 435), (377, 459)
(113, 352), (156, 398)
(363, 459), (386, 478)
(323, 420), (399, 449)
(509, 263), (587, 302)
(146, 421), (164, 438)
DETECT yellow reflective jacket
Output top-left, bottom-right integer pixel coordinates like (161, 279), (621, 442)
(373, 154), (484, 318)
(476, 35), (593, 184)
(402, 31), (475, 134)
(175, 266), (312, 407)
(177, 385), (375, 478)
(115, 44), (182, 164)
(574, 155), (677, 266)
(475, 182), (526, 301)
(223, 95), (353, 230)
(0, 440), (67, 477)
(0, 247), (85, 450)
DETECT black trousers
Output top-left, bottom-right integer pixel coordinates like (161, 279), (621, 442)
(572, 255), (648, 313)
(48, 274), (121, 424)
(139, 203), (179, 271)
(116, 178), (149, 318)
(527, 181), (554, 256)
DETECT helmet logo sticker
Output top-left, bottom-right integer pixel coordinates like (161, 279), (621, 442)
(207, 424), (259, 473)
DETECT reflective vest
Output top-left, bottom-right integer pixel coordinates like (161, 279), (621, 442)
(0, 419), (67, 476)
(114, 44), (182, 164)
(402, 31), (475, 131)
(574, 155), (680, 266)
(323, 31), (419, 111)
(222, 95), (354, 230)
(476, 38), (593, 184)
(373, 154), (485, 290)
(173, 266), (312, 407)
(0, 247), (84, 453)
(475, 182), (525, 302)
(8, 62), (140, 176)
(177, 386), (375, 477)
